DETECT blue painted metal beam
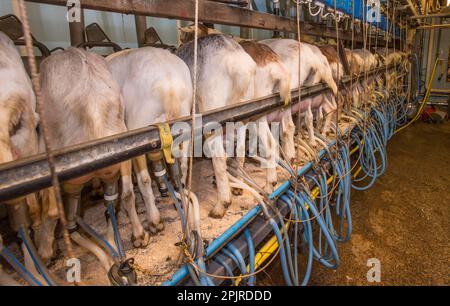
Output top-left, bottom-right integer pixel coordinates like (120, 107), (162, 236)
(318, 0), (400, 38)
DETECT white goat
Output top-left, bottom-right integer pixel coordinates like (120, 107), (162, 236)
(0, 31), (44, 283)
(260, 39), (338, 145)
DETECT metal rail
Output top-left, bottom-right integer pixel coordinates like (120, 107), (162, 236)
(410, 12), (450, 19)
(0, 65), (396, 202)
(24, 0), (400, 45)
(416, 24), (450, 30)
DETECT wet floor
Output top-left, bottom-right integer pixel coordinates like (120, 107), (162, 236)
(260, 121), (450, 286)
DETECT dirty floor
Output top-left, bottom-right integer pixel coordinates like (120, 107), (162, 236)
(262, 122), (450, 286)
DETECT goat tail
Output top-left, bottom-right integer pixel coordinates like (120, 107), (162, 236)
(271, 63), (292, 106)
(323, 72), (338, 97)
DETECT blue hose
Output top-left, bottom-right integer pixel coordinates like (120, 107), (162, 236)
(107, 203), (125, 260)
(289, 191), (340, 270)
(197, 260), (214, 286)
(279, 195), (313, 286)
(244, 230), (255, 286)
(274, 212), (297, 285)
(163, 176), (186, 230)
(226, 244), (248, 281)
(76, 217), (120, 260)
(268, 218), (293, 286)
(214, 254), (235, 279)
(18, 226), (54, 286)
(0, 246), (43, 286)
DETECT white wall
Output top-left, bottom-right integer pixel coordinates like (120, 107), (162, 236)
(430, 28), (450, 90)
(421, 26), (450, 91)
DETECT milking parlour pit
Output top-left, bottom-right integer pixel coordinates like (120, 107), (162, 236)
(0, 0), (447, 294)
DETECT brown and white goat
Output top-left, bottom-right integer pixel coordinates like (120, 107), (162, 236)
(260, 39), (338, 145)
(177, 34), (257, 218)
(239, 40), (295, 191)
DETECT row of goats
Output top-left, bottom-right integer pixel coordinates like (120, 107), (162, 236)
(0, 26), (409, 285)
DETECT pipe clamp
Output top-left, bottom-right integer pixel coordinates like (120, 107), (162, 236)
(104, 193), (119, 201)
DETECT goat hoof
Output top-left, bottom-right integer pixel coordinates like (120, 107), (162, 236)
(148, 222), (164, 235)
(132, 231), (150, 248)
(209, 206), (226, 219)
(231, 187), (243, 196)
(38, 240), (56, 263)
(39, 249), (55, 264)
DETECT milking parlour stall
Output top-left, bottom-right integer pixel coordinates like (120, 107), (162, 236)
(0, 0), (448, 298)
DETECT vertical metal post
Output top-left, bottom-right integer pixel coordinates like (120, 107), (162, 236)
(284, 0), (291, 38)
(338, 40), (351, 76)
(69, 7), (85, 46)
(12, 0), (26, 55)
(135, 15), (147, 47)
(240, 1), (250, 39)
(272, 0), (280, 37)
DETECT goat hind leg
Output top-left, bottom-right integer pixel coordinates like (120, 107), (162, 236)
(281, 109), (296, 163)
(120, 161), (150, 248)
(132, 156), (163, 235)
(38, 188), (59, 263)
(321, 97), (337, 137)
(305, 105), (317, 146)
(257, 119), (278, 194)
(207, 135), (232, 219)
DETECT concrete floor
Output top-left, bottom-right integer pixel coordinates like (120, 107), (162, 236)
(262, 121), (450, 286)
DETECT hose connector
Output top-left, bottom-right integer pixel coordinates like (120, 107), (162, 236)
(148, 151), (169, 197)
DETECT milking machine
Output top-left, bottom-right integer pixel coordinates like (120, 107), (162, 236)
(103, 179), (139, 286)
(141, 123), (212, 285)
(62, 176), (138, 286)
